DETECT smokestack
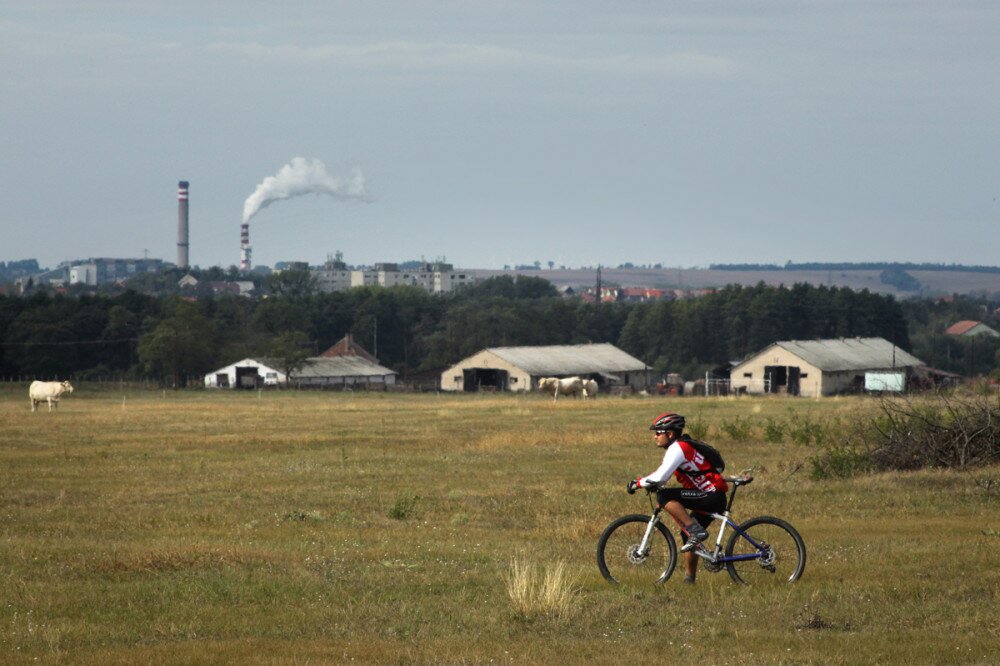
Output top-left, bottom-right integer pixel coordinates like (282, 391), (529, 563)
(177, 181), (190, 269)
(240, 223), (252, 273)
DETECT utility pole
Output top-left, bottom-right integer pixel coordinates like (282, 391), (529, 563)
(595, 265), (602, 303)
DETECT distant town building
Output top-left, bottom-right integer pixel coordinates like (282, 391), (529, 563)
(579, 286), (672, 303)
(66, 258), (165, 286)
(312, 260), (477, 294)
(944, 320), (1000, 338)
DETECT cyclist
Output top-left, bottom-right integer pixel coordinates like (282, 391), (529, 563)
(627, 411), (729, 584)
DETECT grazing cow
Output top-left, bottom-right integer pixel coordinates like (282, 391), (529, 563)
(537, 376), (585, 401)
(582, 379), (599, 399)
(29, 380), (74, 412)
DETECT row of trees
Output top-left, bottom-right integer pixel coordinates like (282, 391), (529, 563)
(0, 274), (996, 386)
(709, 261), (1000, 274)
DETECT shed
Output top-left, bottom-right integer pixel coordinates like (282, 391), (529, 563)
(729, 337), (924, 397)
(440, 343), (648, 392)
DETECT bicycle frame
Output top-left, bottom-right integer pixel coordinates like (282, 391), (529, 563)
(639, 477), (768, 565)
(690, 512), (766, 564)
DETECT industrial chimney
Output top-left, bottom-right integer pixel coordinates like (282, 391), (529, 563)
(177, 181), (190, 269)
(240, 223), (252, 273)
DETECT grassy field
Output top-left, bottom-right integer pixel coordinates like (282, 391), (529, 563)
(1, 385), (998, 664)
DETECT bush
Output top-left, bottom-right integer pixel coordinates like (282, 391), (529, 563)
(810, 392), (1000, 478)
(387, 494), (420, 520)
(762, 417), (787, 444)
(787, 415), (842, 447)
(810, 446), (873, 479)
(718, 416), (756, 442)
(686, 419), (709, 441)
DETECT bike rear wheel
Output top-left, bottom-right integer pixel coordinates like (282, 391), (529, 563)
(724, 515), (806, 585)
(597, 514), (677, 585)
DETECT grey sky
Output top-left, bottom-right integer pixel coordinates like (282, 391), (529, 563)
(2, 1), (998, 270)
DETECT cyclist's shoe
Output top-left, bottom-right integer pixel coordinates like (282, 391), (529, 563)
(683, 575), (696, 585)
(680, 523), (708, 552)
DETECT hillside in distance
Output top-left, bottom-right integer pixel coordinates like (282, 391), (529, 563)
(468, 266), (1000, 298)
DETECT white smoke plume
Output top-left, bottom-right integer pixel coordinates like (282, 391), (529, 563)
(242, 157), (368, 223)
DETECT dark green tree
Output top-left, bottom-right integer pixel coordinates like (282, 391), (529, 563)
(137, 302), (216, 387)
(268, 330), (312, 385)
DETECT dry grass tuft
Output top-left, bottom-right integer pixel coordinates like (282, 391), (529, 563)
(505, 557), (578, 622)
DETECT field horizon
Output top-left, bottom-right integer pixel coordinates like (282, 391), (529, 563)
(2, 385), (998, 663)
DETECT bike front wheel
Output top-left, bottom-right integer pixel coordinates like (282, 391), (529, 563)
(597, 514), (677, 586)
(725, 515), (806, 585)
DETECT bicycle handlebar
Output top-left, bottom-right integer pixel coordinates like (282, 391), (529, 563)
(642, 474), (753, 491)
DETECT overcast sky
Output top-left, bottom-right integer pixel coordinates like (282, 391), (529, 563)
(2, 1), (998, 270)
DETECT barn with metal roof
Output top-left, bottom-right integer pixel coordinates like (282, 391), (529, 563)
(205, 355), (397, 389)
(440, 343), (648, 392)
(729, 337), (924, 397)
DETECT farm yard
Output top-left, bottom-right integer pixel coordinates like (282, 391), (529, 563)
(1, 386), (998, 664)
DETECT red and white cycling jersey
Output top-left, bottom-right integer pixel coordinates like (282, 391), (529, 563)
(637, 439), (729, 493)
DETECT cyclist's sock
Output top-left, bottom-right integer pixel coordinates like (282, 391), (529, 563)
(685, 519), (707, 539)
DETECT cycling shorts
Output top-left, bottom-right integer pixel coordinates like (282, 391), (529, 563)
(656, 488), (727, 535)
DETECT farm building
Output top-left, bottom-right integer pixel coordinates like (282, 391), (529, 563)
(205, 355), (397, 389)
(205, 358), (285, 389)
(729, 337), (924, 398)
(440, 343), (648, 392)
(292, 356), (398, 388)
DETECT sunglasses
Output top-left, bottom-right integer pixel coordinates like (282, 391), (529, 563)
(654, 430), (669, 436)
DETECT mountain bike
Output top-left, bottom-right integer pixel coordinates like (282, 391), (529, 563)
(596, 474), (806, 586)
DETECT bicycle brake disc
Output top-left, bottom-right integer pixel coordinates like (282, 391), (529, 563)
(626, 544), (648, 565)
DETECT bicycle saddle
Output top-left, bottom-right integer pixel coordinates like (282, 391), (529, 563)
(728, 475), (754, 486)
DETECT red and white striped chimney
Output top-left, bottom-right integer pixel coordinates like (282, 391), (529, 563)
(240, 223), (252, 273)
(177, 181), (190, 269)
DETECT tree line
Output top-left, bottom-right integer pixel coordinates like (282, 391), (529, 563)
(710, 261), (1000, 274)
(0, 274), (996, 386)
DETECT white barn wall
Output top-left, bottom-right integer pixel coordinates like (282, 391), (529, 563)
(730, 345), (824, 397)
(204, 358), (285, 388)
(440, 350), (531, 392)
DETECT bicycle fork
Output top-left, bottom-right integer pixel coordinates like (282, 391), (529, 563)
(635, 513), (661, 558)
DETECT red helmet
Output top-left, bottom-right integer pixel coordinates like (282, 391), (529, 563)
(650, 412), (685, 432)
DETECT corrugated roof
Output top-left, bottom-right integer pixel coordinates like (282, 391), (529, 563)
(769, 337), (923, 372)
(487, 343), (646, 375)
(260, 356), (397, 378)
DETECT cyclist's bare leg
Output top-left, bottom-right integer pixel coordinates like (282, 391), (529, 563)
(664, 500), (703, 582)
(684, 551), (698, 580)
(664, 500), (698, 532)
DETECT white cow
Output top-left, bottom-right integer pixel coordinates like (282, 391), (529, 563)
(29, 380), (74, 412)
(582, 379), (599, 399)
(537, 376), (585, 401)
